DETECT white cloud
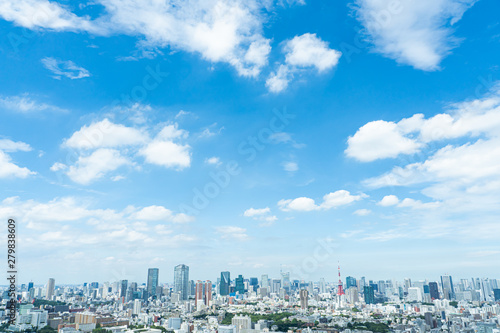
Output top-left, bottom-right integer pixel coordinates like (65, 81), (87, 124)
(205, 156), (221, 166)
(244, 207), (271, 217)
(0, 94), (66, 114)
(41, 57), (91, 79)
(50, 162), (66, 172)
(60, 119), (192, 183)
(265, 64), (291, 93)
(66, 148), (130, 184)
(284, 33), (342, 72)
(243, 207), (277, 227)
(0, 139), (31, 152)
(378, 195), (399, 206)
(101, 0), (272, 77)
(346, 120), (423, 162)
(278, 190), (364, 212)
(0, 0), (102, 32)
(266, 33), (341, 93)
(215, 226), (249, 240)
(359, 85), (500, 219)
(0, 150), (35, 179)
(353, 208), (371, 216)
(63, 118), (147, 150)
(139, 126), (191, 170)
(283, 161), (298, 172)
(131, 205), (195, 223)
(355, 0), (476, 70)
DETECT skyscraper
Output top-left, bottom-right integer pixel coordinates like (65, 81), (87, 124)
(441, 275), (455, 300)
(174, 264), (189, 300)
(364, 286), (375, 304)
(300, 289), (308, 309)
(46, 278), (55, 300)
(281, 271), (290, 291)
(261, 274), (269, 289)
(235, 274), (245, 294)
(220, 271), (230, 296)
(120, 280), (128, 298)
(147, 268), (159, 299)
(429, 282), (439, 300)
(346, 276), (357, 289)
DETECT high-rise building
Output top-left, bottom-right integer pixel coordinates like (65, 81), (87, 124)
(174, 264), (189, 301)
(249, 277), (258, 288)
(147, 268), (159, 299)
(300, 289), (308, 309)
(261, 275), (269, 289)
(205, 281), (212, 306)
(281, 271), (290, 291)
(46, 278), (55, 300)
(232, 315), (251, 333)
(364, 286), (375, 304)
(429, 282), (439, 300)
(493, 289), (500, 301)
(441, 275), (455, 300)
(235, 275), (245, 294)
(133, 299), (141, 315)
(120, 280), (128, 298)
(220, 271), (230, 296)
(346, 276), (357, 289)
(346, 287), (359, 304)
(195, 281), (203, 307)
(407, 287), (423, 302)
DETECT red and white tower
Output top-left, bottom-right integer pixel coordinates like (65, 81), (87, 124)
(337, 263), (345, 296)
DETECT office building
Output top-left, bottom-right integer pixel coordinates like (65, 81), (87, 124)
(364, 286), (375, 304)
(147, 268), (159, 299)
(220, 271), (230, 296)
(46, 278), (55, 300)
(441, 275), (455, 300)
(429, 282), (439, 300)
(174, 264), (189, 301)
(300, 289), (308, 309)
(235, 275), (245, 294)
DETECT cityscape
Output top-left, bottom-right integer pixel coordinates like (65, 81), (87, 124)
(1, 0), (500, 333)
(1, 265), (499, 333)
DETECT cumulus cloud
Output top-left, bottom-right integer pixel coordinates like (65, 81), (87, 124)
(58, 119), (192, 183)
(1, 0), (281, 78)
(378, 195), (399, 206)
(63, 118), (147, 150)
(278, 190), (365, 212)
(346, 86), (500, 162)
(0, 150), (35, 179)
(130, 205), (195, 223)
(243, 207), (277, 227)
(354, 0), (476, 70)
(66, 148), (130, 185)
(357, 86), (500, 217)
(139, 124), (191, 170)
(0, 139), (32, 152)
(0, 0), (102, 32)
(346, 120), (423, 162)
(266, 33), (341, 93)
(284, 33), (342, 72)
(0, 138), (35, 179)
(244, 207), (271, 217)
(41, 57), (91, 79)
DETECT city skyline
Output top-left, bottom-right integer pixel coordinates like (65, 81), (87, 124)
(1, 0), (500, 283)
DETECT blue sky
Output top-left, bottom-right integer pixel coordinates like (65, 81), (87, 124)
(0, 0), (500, 285)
